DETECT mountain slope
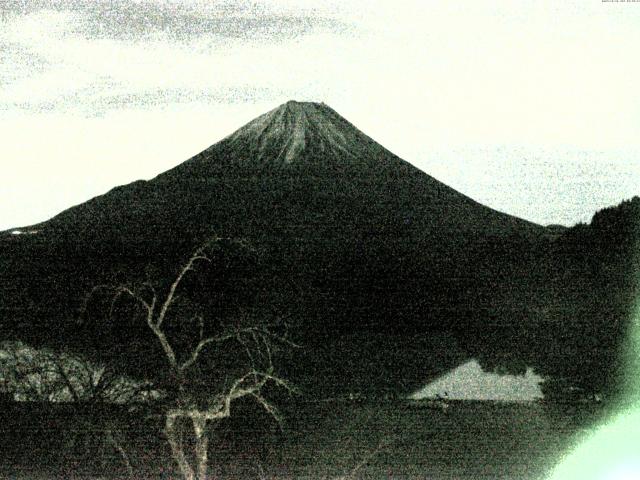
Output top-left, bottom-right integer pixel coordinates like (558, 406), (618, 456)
(29, 101), (540, 238)
(1, 101), (549, 393)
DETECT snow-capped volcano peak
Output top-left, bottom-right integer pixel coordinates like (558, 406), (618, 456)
(222, 100), (374, 165)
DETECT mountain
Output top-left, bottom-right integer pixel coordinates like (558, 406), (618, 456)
(19, 101), (540, 240)
(3, 101), (630, 396)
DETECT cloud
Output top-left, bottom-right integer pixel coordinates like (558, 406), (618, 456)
(2, 0), (351, 43)
(0, 1), (353, 115)
(0, 41), (51, 87)
(0, 83), (287, 116)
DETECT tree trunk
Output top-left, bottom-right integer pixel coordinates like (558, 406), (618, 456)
(166, 414), (195, 480)
(193, 414), (210, 480)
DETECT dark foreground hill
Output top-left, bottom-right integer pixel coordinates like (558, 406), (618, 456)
(0, 101), (636, 397)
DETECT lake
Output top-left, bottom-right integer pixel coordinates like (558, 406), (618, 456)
(0, 399), (608, 479)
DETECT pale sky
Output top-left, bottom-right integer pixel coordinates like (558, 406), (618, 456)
(1, 0), (639, 231)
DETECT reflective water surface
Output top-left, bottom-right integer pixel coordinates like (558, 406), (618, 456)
(0, 399), (607, 479)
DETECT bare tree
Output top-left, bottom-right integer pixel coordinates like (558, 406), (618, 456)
(85, 237), (295, 480)
(0, 341), (152, 477)
(0, 341), (153, 404)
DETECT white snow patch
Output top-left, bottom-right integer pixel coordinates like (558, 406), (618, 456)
(224, 101), (364, 164)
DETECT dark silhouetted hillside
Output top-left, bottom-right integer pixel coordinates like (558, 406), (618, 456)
(471, 196), (639, 398)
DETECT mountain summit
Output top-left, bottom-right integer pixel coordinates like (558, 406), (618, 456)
(222, 101), (366, 165)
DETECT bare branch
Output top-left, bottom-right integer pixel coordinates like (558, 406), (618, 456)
(52, 356), (81, 402)
(156, 246), (213, 330)
(227, 369), (297, 402)
(336, 437), (391, 480)
(148, 323), (178, 370)
(250, 392), (283, 425)
(227, 369), (265, 401)
(141, 280), (157, 299)
(179, 326), (279, 373)
(111, 285), (152, 315)
(105, 428), (135, 478)
(79, 284), (117, 326)
(195, 315), (204, 341)
(179, 336), (219, 373)
(237, 332), (257, 372)
(257, 370), (299, 396)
